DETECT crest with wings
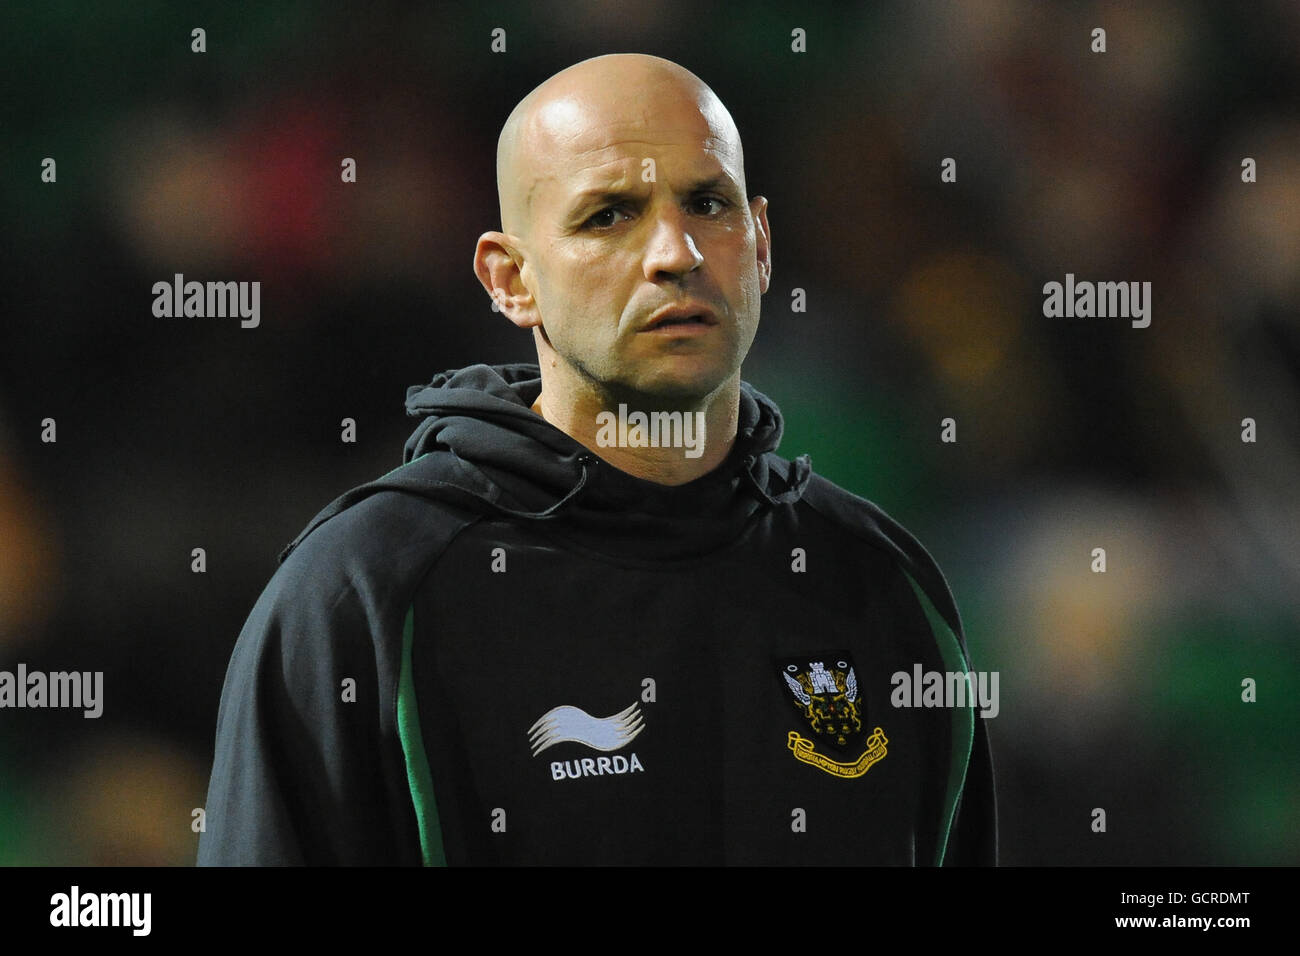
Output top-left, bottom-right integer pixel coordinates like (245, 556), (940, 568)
(777, 654), (865, 751)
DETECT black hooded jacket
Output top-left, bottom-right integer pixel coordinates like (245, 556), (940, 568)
(197, 363), (997, 865)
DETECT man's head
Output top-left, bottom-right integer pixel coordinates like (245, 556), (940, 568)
(475, 54), (771, 412)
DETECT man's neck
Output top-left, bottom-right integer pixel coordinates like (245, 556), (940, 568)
(530, 378), (740, 486)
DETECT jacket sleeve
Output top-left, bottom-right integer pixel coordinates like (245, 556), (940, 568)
(907, 550), (999, 867)
(196, 538), (422, 866)
(943, 713), (998, 865)
(863, 493), (999, 866)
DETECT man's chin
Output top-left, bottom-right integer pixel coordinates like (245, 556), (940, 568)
(604, 364), (739, 411)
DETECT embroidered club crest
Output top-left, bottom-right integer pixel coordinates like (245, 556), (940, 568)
(777, 652), (887, 779)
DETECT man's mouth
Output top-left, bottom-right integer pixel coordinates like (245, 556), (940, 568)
(641, 305), (718, 332)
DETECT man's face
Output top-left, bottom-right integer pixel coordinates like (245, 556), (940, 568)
(512, 92), (770, 406)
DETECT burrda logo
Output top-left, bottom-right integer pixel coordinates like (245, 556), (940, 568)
(528, 702), (646, 781)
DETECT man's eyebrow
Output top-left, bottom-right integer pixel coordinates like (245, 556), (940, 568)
(567, 185), (638, 210)
(567, 173), (740, 210)
(679, 174), (738, 194)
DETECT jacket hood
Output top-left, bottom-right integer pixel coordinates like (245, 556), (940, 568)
(284, 363), (811, 563)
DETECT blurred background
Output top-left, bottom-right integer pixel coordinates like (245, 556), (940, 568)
(1, 0), (1297, 865)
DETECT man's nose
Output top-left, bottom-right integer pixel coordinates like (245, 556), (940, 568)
(642, 208), (704, 280)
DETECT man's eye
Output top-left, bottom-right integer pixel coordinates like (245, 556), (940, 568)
(693, 196), (727, 215)
(585, 207), (626, 229)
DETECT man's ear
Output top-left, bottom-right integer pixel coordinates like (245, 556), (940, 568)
(749, 196), (772, 294)
(474, 232), (540, 328)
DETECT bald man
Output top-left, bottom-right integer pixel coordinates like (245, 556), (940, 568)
(479, 54), (767, 485)
(199, 54), (996, 866)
